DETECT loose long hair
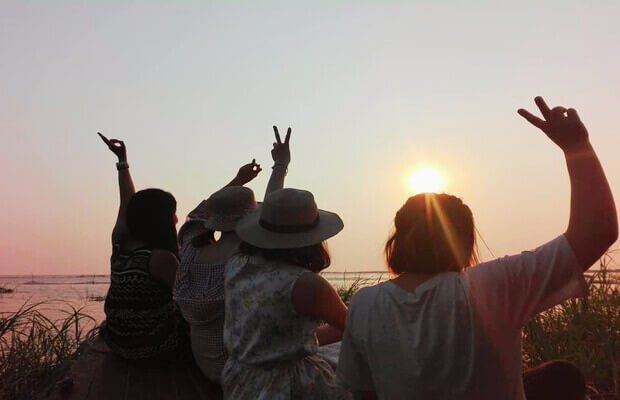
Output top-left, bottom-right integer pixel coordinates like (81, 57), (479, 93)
(126, 188), (179, 256)
(239, 241), (331, 273)
(385, 193), (479, 275)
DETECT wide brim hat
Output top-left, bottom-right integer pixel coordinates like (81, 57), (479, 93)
(201, 186), (258, 231)
(236, 188), (343, 249)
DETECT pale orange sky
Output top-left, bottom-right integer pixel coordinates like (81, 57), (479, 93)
(1, 1), (619, 275)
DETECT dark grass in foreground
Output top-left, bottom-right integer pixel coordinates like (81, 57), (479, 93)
(0, 302), (96, 400)
(523, 253), (619, 397)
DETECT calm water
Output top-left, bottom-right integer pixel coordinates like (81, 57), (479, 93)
(0, 275), (110, 324)
(0, 272), (388, 324)
(3, 270), (614, 326)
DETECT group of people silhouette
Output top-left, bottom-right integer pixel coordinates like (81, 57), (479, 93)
(97, 96), (617, 400)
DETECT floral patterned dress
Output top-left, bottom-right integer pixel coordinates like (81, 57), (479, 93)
(222, 254), (349, 400)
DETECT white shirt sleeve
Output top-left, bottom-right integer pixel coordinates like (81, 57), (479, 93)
(463, 235), (588, 329)
(337, 292), (375, 392)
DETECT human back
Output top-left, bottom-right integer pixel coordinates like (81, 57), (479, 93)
(338, 97), (617, 399)
(175, 126), (291, 383)
(97, 133), (181, 361)
(343, 272), (512, 399)
(222, 188), (349, 399)
(104, 245), (179, 360)
(224, 254), (319, 365)
(174, 185), (259, 382)
(103, 189), (180, 361)
(339, 193), (499, 398)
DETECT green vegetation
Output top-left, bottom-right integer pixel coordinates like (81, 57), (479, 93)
(523, 254), (619, 397)
(0, 302), (96, 400)
(336, 278), (372, 306)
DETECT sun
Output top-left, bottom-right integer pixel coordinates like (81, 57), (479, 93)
(407, 166), (446, 194)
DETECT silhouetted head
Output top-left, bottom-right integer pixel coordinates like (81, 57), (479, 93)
(126, 188), (178, 255)
(385, 193), (478, 275)
(239, 241), (331, 273)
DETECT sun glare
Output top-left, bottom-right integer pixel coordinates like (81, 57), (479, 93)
(407, 166), (446, 194)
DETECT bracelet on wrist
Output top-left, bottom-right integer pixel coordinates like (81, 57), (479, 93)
(116, 161), (129, 171)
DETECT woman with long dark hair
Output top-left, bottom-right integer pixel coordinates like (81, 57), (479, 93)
(337, 97), (618, 399)
(98, 133), (181, 361)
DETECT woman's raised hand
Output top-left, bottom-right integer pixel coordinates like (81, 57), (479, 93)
(97, 132), (127, 162)
(518, 97), (589, 152)
(271, 126), (291, 166)
(236, 159), (262, 185)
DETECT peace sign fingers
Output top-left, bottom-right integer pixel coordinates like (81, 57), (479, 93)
(517, 108), (547, 132)
(534, 96), (552, 120)
(270, 125), (291, 166)
(273, 126), (282, 145)
(284, 127), (291, 144)
(518, 96), (589, 152)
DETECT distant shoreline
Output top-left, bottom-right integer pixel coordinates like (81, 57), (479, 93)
(1, 268), (617, 279)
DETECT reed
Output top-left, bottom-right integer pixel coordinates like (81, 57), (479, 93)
(523, 253), (619, 397)
(0, 301), (96, 400)
(336, 278), (372, 306)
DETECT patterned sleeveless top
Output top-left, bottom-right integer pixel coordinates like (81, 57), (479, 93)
(102, 244), (178, 360)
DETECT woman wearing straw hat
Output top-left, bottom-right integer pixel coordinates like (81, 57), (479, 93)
(337, 97), (617, 399)
(174, 127), (292, 383)
(222, 188), (349, 399)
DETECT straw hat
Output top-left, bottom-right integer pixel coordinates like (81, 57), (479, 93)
(236, 188), (343, 249)
(201, 186), (258, 231)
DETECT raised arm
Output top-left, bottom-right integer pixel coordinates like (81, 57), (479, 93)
(265, 126), (291, 199)
(186, 159), (262, 221)
(225, 159), (262, 188)
(518, 96), (618, 270)
(98, 132), (135, 244)
(292, 272), (347, 345)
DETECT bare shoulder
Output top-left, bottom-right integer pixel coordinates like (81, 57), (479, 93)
(148, 249), (179, 288)
(292, 272), (333, 314)
(294, 272), (332, 295)
(149, 249), (179, 268)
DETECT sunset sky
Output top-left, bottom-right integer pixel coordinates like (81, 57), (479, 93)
(1, 1), (619, 275)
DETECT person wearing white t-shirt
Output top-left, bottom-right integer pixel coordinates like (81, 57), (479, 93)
(337, 96), (618, 400)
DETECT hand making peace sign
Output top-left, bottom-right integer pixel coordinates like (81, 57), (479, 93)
(518, 96), (589, 152)
(271, 126), (291, 166)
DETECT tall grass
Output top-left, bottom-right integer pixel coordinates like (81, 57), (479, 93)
(523, 254), (619, 397)
(336, 278), (374, 306)
(0, 301), (96, 400)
